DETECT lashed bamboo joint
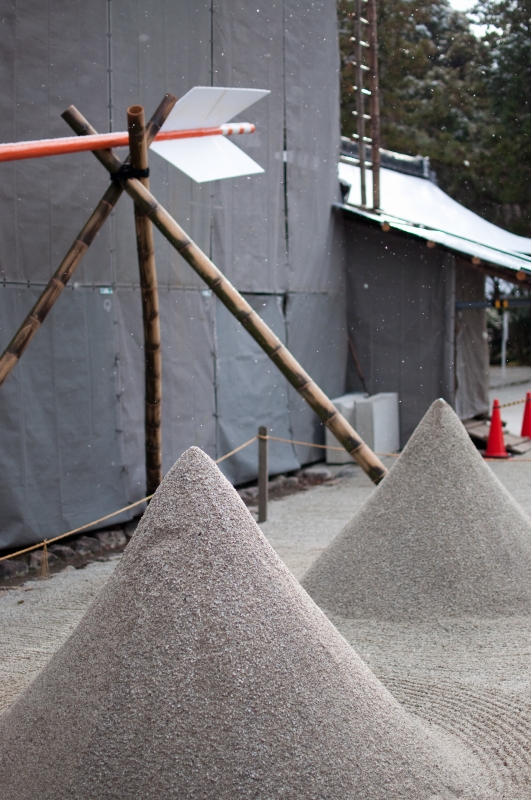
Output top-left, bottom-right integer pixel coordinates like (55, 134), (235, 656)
(0, 93), (177, 389)
(63, 105), (388, 485)
(127, 104), (163, 495)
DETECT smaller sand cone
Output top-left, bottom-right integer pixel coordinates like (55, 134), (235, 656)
(39, 541), (50, 580)
(521, 392), (531, 438)
(484, 399), (510, 459)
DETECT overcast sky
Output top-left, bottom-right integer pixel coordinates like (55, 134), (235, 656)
(446, 0), (486, 36)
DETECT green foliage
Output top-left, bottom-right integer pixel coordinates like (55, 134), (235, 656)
(474, 0), (531, 234)
(338, 0), (531, 236)
(487, 281), (531, 365)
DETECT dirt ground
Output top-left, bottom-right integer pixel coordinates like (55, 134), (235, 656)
(2, 455), (531, 795)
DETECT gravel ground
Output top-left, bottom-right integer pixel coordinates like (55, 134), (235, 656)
(2, 444), (531, 795)
(1, 449), (492, 799)
(0, 465), (376, 721)
(303, 400), (531, 621)
(331, 613), (531, 799)
(0, 560), (118, 718)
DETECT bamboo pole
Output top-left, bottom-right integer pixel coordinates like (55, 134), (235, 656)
(62, 107), (388, 485)
(0, 93), (177, 389)
(127, 104), (162, 495)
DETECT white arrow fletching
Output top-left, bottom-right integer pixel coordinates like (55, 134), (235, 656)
(160, 86), (270, 131)
(150, 135), (264, 183)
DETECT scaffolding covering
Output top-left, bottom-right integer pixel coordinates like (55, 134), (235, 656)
(0, 0), (344, 549)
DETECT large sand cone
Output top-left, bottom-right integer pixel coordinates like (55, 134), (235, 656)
(303, 399), (531, 621)
(0, 447), (493, 799)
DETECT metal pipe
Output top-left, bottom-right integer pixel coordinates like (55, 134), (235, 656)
(62, 105), (389, 485)
(0, 122), (255, 164)
(501, 309), (509, 378)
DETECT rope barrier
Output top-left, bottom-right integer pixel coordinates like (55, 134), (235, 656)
(0, 495), (155, 563)
(259, 433), (400, 457)
(215, 436), (258, 463)
(0, 437), (261, 564)
(262, 434), (343, 451)
(3, 418), (530, 566)
(499, 397), (527, 408)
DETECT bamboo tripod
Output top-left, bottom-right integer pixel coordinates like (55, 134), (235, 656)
(0, 97), (388, 486)
(0, 94), (176, 390)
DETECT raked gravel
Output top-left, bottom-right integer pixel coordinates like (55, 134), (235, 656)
(0, 559), (118, 718)
(0, 448), (495, 799)
(303, 399), (531, 621)
(2, 437), (531, 795)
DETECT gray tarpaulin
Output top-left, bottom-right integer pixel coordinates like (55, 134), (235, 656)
(343, 219), (456, 445)
(286, 288), (348, 464)
(454, 264), (489, 420)
(216, 294), (299, 486)
(0, 0), (344, 548)
(0, 286), (126, 542)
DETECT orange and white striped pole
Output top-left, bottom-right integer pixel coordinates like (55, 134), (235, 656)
(0, 122), (255, 164)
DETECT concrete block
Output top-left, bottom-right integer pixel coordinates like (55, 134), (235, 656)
(325, 393), (400, 463)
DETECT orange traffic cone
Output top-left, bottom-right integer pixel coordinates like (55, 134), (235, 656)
(521, 392), (531, 438)
(484, 399), (510, 458)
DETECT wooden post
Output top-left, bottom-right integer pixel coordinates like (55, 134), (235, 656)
(258, 426), (268, 522)
(39, 541), (50, 580)
(127, 105), (162, 495)
(62, 107), (388, 485)
(367, 0), (381, 210)
(0, 93), (177, 389)
(354, 0), (366, 206)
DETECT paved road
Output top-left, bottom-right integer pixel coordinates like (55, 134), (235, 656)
(489, 366), (531, 435)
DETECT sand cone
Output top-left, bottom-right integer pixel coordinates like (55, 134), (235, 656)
(0, 447), (493, 799)
(521, 391), (531, 438)
(303, 399), (531, 621)
(484, 398), (509, 458)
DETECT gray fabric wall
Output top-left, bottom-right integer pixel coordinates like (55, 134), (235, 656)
(454, 263), (489, 420)
(0, 0), (345, 549)
(343, 217), (456, 445)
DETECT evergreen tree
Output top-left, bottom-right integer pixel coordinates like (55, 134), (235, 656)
(337, 0), (531, 237)
(474, 0), (531, 235)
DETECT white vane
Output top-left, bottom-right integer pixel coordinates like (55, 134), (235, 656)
(150, 86), (269, 183)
